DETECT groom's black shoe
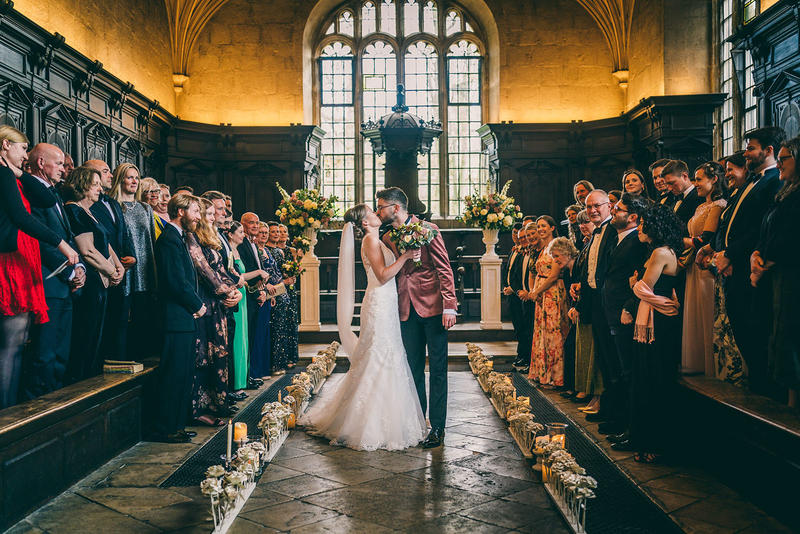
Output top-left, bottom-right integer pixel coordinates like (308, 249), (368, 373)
(421, 428), (445, 449)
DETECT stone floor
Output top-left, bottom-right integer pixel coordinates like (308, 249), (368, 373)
(536, 386), (794, 534)
(8, 372), (569, 534)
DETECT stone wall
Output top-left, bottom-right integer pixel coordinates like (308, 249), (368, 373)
(179, 0), (311, 125)
(628, 0), (664, 110)
(12, 0), (175, 114)
(663, 0), (712, 96)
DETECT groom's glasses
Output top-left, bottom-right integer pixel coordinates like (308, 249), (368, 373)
(375, 203), (396, 212)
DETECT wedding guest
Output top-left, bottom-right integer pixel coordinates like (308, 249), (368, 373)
(650, 158), (674, 207)
(85, 159), (135, 364)
(174, 185), (194, 196)
(266, 222), (296, 375)
(511, 222), (537, 373)
(713, 127), (784, 394)
(110, 163), (157, 359)
(629, 204), (684, 463)
(22, 143), (85, 400)
(550, 237), (579, 397)
(278, 223), (300, 369)
(250, 222), (280, 380)
(155, 184), (171, 228)
(600, 193), (649, 444)
(226, 221), (266, 391)
(661, 159), (703, 230)
(723, 151), (748, 193)
(139, 177), (164, 239)
(751, 136), (800, 406)
(681, 162), (727, 376)
(63, 154), (75, 179)
(528, 216), (568, 387)
(573, 180), (594, 207)
(504, 223), (529, 370)
(568, 210), (603, 412)
(238, 212), (266, 388)
(570, 190), (617, 427)
(152, 193), (205, 443)
(63, 167), (124, 381)
(564, 204), (582, 250)
(0, 127), (78, 408)
(608, 190), (621, 206)
(186, 198), (240, 424)
(622, 169), (650, 199)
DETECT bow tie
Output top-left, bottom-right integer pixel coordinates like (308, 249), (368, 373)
(592, 227), (603, 235)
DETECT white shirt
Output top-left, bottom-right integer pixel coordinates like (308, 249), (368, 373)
(759, 163), (777, 177)
(673, 184), (695, 213)
(587, 216), (611, 289)
(617, 227), (636, 245)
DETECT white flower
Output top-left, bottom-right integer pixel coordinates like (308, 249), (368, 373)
(503, 215), (513, 226)
(486, 213), (498, 223)
(403, 235), (412, 243)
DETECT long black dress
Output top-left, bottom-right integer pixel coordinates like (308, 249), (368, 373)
(759, 186), (800, 389)
(64, 204), (111, 382)
(629, 272), (681, 454)
(185, 233), (235, 418)
(267, 246), (298, 372)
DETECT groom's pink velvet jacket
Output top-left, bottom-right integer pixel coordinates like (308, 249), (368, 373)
(382, 216), (458, 321)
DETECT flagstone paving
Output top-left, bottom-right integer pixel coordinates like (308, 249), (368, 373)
(7, 372), (569, 534)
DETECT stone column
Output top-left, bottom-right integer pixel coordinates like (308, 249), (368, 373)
(480, 229), (503, 330)
(299, 228), (321, 332)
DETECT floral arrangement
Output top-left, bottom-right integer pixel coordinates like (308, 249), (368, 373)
(459, 180), (523, 230)
(388, 222), (438, 267)
(292, 235), (311, 254)
(275, 182), (338, 235)
(282, 258), (305, 279)
(508, 412), (544, 454)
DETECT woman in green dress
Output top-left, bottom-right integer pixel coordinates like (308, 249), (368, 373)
(225, 221), (267, 392)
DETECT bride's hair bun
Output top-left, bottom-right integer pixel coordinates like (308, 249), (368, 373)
(344, 203), (369, 240)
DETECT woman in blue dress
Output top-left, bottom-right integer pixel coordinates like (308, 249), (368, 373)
(265, 223), (296, 374)
(249, 222), (278, 379)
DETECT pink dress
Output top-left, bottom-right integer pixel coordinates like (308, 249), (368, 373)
(682, 199), (726, 376)
(528, 245), (568, 386)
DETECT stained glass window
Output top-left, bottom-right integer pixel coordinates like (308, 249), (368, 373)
(317, 1), (484, 216)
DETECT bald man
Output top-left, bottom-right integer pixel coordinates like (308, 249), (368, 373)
(85, 159), (136, 362)
(24, 143), (86, 397)
(237, 212), (266, 389)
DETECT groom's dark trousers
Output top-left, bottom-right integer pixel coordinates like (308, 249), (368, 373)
(401, 303), (448, 430)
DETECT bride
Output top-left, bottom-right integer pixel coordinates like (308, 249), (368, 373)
(298, 204), (428, 450)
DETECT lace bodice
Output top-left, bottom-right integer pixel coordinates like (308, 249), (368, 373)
(688, 199), (727, 237)
(361, 241), (398, 291)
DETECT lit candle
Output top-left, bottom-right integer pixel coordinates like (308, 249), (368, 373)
(287, 412), (296, 429)
(486, 361), (494, 369)
(513, 389), (517, 401)
(234, 422), (248, 441)
(278, 391), (282, 403)
(226, 420), (232, 464)
(552, 434), (566, 447)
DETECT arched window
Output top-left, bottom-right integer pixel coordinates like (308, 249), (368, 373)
(315, 1), (487, 216)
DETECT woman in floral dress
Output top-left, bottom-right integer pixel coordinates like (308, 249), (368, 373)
(528, 216), (569, 387)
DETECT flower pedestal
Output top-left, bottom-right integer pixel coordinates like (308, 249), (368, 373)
(479, 228), (503, 330)
(299, 228), (321, 332)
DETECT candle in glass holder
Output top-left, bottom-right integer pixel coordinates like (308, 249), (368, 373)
(234, 422), (248, 441)
(486, 361), (494, 369)
(546, 422), (568, 449)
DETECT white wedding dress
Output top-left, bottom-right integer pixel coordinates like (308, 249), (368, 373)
(298, 237), (427, 451)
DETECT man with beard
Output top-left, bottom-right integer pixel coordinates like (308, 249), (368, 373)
(599, 193), (649, 446)
(152, 193), (206, 443)
(713, 126), (785, 394)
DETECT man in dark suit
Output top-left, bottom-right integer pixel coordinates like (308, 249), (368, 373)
(503, 224), (529, 371)
(84, 159), (136, 362)
(152, 193), (205, 443)
(662, 159), (704, 231)
(570, 190), (618, 425)
(601, 193), (649, 445)
(713, 126), (785, 393)
(22, 143), (86, 398)
(650, 158), (675, 208)
(237, 212), (266, 388)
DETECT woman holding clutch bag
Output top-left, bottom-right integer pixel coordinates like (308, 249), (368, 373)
(62, 167), (124, 381)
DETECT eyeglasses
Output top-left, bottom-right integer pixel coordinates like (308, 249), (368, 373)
(143, 190), (160, 196)
(585, 202), (609, 210)
(375, 203), (396, 212)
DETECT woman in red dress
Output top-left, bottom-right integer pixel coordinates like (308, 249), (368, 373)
(0, 126), (78, 408)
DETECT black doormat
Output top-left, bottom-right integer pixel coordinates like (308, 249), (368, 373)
(160, 374), (294, 487)
(512, 374), (684, 534)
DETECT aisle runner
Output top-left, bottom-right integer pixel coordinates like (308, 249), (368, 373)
(512, 374), (683, 534)
(160, 374), (293, 487)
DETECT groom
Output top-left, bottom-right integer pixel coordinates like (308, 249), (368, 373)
(377, 187), (457, 448)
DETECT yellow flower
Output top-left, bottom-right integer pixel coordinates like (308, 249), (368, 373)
(480, 209), (488, 216)
(303, 199), (314, 210)
(312, 220), (321, 229)
(308, 217), (316, 223)
(486, 213), (498, 223)
(503, 215), (513, 226)
(403, 235), (412, 243)
(275, 209), (281, 216)
(310, 201), (318, 210)
(328, 209), (335, 216)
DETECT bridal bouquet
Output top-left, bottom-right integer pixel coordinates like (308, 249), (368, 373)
(275, 182), (338, 235)
(292, 235), (311, 254)
(282, 258), (305, 288)
(388, 222), (438, 267)
(459, 180), (522, 230)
